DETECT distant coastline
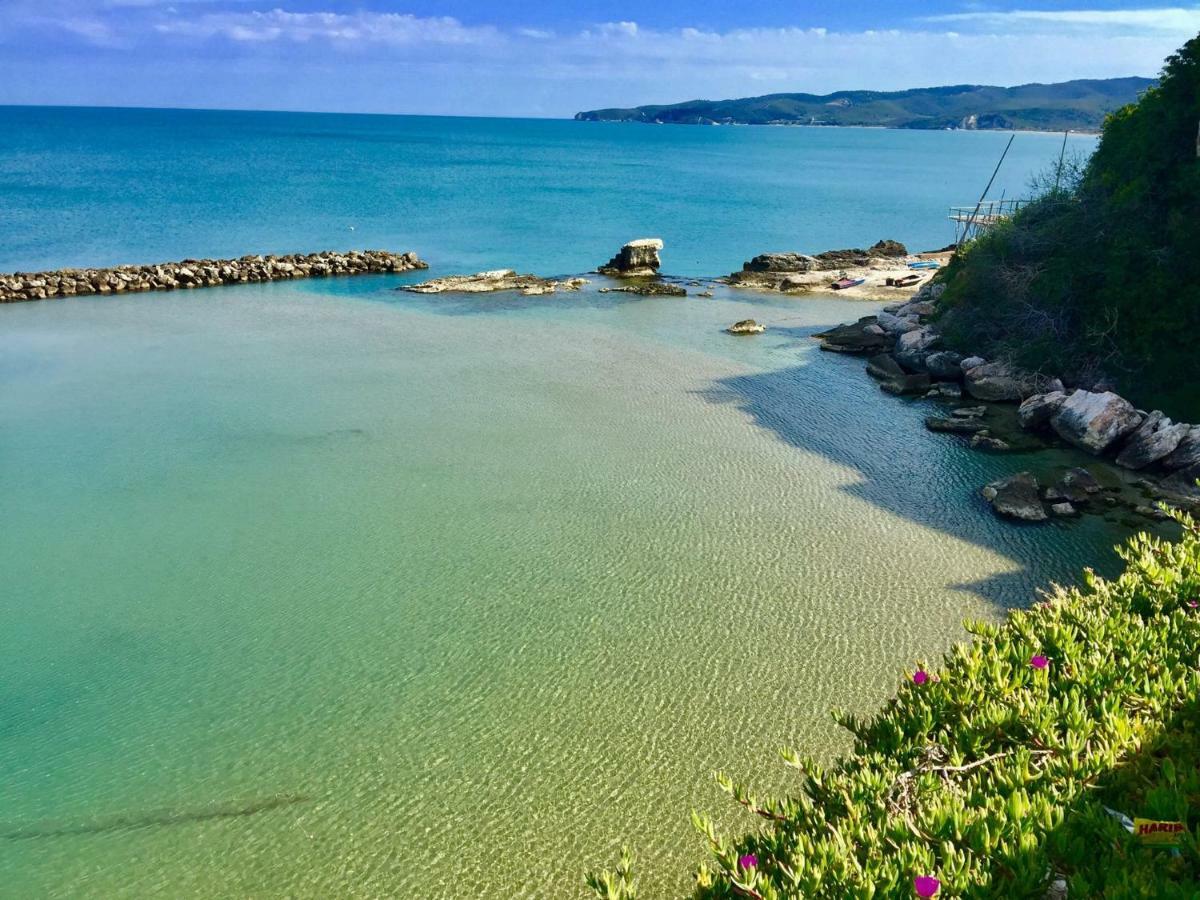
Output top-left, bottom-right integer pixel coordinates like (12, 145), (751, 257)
(575, 76), (1153, 133)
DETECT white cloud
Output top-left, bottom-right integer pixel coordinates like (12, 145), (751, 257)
(925, 7), (1200, 34)
(154, 9), (500, 45)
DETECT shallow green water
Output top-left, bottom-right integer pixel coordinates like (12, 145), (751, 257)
(0, 274), (1142, 897)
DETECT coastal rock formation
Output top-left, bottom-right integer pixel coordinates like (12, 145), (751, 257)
(868, 239), (909, 258)
(599, 282), (687, 296)
(970, 432), (1011, 451)
(726, 319), (766, 334)
(814, 317), (889, 354)
(866, 353), (906, 381)
(925, 351), (965, 381)
(1163, 426), (1200, 470)
(1114, 411), (1190, 470)
(1050, 390), (1143, 453)
(880, 373), (931, 396)
(0, 250), (428, 304)
(597, 239), (663, 277)
(982, 472), (1047, 521)
(742, 252), (816, 273)
(1018, 391), (1068, 429)
(728, 240), (923, 293)
(894, 326), (940, 371)
(926, 416), (988, 434)
(1160, 463), (1200, 501)
(964, 362), (1035, 402)
(403, 270), (586, 295)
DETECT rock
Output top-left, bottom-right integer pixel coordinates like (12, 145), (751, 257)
(1115, 411), (1190, 470)
(896, 300), (936, 318)
(1162, 426), (1200, 470)
(1050, 502), (1079, 517)
(740, 252), (815, 273)
(698, 290), (714, 297)
(952, 406), (987, 419)
(866, 354), (906, 382)
(598, 238), (663, 277)
(1159, 462), (1200, 501)
(779, 275), (813, 292)
(600, 281), (686, 296)
(1050, 390), (1144, 454)
(405, 269), (570, 294)
(925, 351), (965, 381)
(960, 356), (986, 371)
(971, 433), (1011, 451)
(1054, 467), (1102, 502)
(864, 324), (886, 336)
(926, 416), (988, 434)
(982, 472), (1047, 521)
(1018, 392), (1068, 430)
(880, 373), (932, 395)
(964, 361), (1035, 402)
(812, 248), (871, 270)
(876, 311), (921, 335)
(814, 318), (888, 354)
(868, 239), (908, 257)
(894, 326), (940, 372)
(926, 382), (963, 400)
(726, 319), (765, 335)
(1135, 504), (1171, 521)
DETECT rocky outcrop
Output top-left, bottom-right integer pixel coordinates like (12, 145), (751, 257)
(1114, 411), (1190, 470)
(741, 252), (815, 273)
(963, 361), (1035, 402)
(1159, 463), (1200, 500)
(970, 433), (1011, 451)
(982, 472), (1047, 521)
(926, 416), (988, 434)
(866, 353), (906, 381)
(728, 241), (921, 292)
(0, 250), (428, 303)
(726, 319), (766, 334)
(925, 351), (965, 381)
(404, 270), (586, 295)
(1050, 390), (1144, 454)
(868, 239), (908, 258)
(598, 238), (663, 277)
(880, 373), (932, 396)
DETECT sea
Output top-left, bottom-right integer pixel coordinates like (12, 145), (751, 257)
(0, 107), (1111, 897)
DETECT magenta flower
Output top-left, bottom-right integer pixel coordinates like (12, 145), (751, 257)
(914, 875), (941, 897)
(912, 670), (929, 685)
(738, 853), (758, 870)
(1030, 655), (1049, 670)
(1188, 599), (1198, 609)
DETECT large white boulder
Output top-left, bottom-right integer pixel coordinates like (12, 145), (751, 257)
(1050, 390), (1143, 454)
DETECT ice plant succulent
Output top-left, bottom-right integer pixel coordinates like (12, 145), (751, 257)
(912, 669), (929, 685)
(737, 854), (757, 870)
(914, 875), (940, 897)
(1030, 654), (1049, 669)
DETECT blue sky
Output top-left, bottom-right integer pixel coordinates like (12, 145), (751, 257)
(2, 2), (1197, 116)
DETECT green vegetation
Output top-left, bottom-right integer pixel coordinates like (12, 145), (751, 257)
(935, 37), (1200, 419)
(574, 78), (1152, 131)
(588, 507), (1200, 898)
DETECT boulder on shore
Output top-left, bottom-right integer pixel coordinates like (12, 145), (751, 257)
(1050, 390), (1143, 454)
(1163, 425), (1200, 470)
(726, 319), (766, 335)
(868, 239), (908, 258)
(1018, 391), (1067, 430)
(925, 351), (965, 381)
(880, 373), (932, 396)
(814, 317), (889, 354)
(963, 361), (1035, 402)
(866, 353), (906, 382)
(741, 252), (815, 273)
(1115, 411), (1191, 470)
(982, 472), (1048, 521)
(1159, 462), (1200, 501)
(598, 238), (663, 277)
(894, 326), (940, 372)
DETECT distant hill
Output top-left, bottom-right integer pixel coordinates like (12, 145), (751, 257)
(574, 77), (1155, 131)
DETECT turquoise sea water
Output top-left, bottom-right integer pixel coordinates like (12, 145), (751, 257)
(0, 108), (1123, 898)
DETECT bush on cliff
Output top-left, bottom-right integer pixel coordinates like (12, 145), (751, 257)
(587, 506), (1200, 898)
(933, 35), (1200, 419)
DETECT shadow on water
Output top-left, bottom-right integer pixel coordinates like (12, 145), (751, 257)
(698, 345), (1153, 611)
(0, 794), (310, 841)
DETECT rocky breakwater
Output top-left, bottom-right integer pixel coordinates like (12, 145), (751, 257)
(724, 240), (927, 296)
(402, 270), (587, 296)
(0, 250), (428, 303)
(815, 280), (1200, 524)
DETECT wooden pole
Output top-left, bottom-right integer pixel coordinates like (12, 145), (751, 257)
(1053, 130), (1069, 193)
(959, 133), (1016, 247)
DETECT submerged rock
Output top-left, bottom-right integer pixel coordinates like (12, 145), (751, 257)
(926, 416), (987, 434)
(970, 432), (1011, 451)
(982, 472), (1047, 522)
(403, 270), (584, 294)
(726, 319), (765, 335)
(1050, 390), (1143, 454)
(1050, 502), (1079, 517)
(598, 238), (663, 277)
(600, 281), (686, 296)
(880, 373), (932, 395)
(926, 382), (963, 400)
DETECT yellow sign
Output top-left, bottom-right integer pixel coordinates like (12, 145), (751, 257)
(1133, 818), (1187, 845)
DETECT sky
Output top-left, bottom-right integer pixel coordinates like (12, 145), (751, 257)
(1, 2), (1198, 116)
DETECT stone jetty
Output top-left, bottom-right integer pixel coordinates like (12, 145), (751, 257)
(0, 250), (427, 303)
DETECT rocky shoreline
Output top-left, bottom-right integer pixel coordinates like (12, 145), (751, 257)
(816, 283), (1200, 524)
(0, 250), (427, 303)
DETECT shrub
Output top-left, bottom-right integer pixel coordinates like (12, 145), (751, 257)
(587, 506), (1200, 897)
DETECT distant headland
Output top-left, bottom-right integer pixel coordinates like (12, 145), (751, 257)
(574, 77), (1154, 132)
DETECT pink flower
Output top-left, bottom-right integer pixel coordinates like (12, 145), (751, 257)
(738, 854), (757, 870)
(912, 670), (929, 685)
(1030, 655), (1049, 670)
(1187, 599), (1198, 609)
(914, 875), (940, 897)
